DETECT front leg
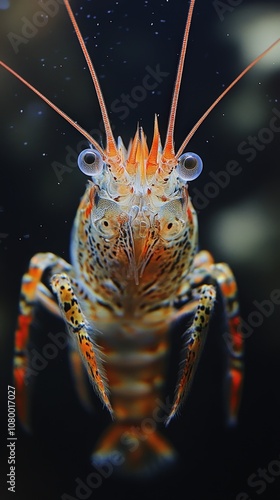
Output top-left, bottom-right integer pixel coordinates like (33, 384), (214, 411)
(191, 252), (244, 424)
(166, 284), (216, 425)
(14, 252), (72, 429)
(51, 274), (113, 416)
(206, 261), (244, 426)
(168, 251), (243, 426)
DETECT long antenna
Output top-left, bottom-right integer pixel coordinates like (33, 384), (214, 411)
(176, 37), (280, 158)
(0, 60), (104, 156)
(162, 0), (196, 164)
(63, 0), (119, 160)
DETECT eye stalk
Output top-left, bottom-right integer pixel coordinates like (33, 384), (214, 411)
(176, 152), (203, 181)
(78, 148), (104, 176)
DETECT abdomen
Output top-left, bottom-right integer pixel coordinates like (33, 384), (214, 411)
(96, 322), (169, 421)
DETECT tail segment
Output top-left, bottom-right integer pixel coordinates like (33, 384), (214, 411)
(92, 423), (176, 476)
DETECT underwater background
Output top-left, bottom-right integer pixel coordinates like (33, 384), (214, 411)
(0, 1), (280, 499)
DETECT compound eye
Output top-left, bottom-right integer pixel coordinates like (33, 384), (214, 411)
(176, 152), (203, 181)
(78, 149), (104, 176)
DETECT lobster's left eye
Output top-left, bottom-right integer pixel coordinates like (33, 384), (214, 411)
(176, 152), (203, 181)
(78, 149), (104, 176)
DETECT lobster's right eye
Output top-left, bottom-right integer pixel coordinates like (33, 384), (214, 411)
(176, 152), (203, 181)
(78, 149), (104, 176)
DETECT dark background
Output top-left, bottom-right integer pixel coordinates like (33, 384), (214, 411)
(0, 1), (280, 499)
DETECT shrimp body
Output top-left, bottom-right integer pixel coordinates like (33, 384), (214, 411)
(70, 128), (197, 422)
(2, 0), (278, 474)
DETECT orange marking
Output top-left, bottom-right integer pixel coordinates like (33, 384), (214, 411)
(146, 115), (161, 175)
(229, 368), (243, 417)
(22, 280), (37, 295)
(15, 315), (31, 350)
(229, 317), (243, 353)
(148, 429), (173, 455)
(85, 187), (95, 218)
(14, 367), (28, 426)
(187, 205), (193, 224)
(221, 280), (237, 297)
(126, 127), (139, 174)
(28, 267), (42, 279)
(78, 334), (112, 411)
